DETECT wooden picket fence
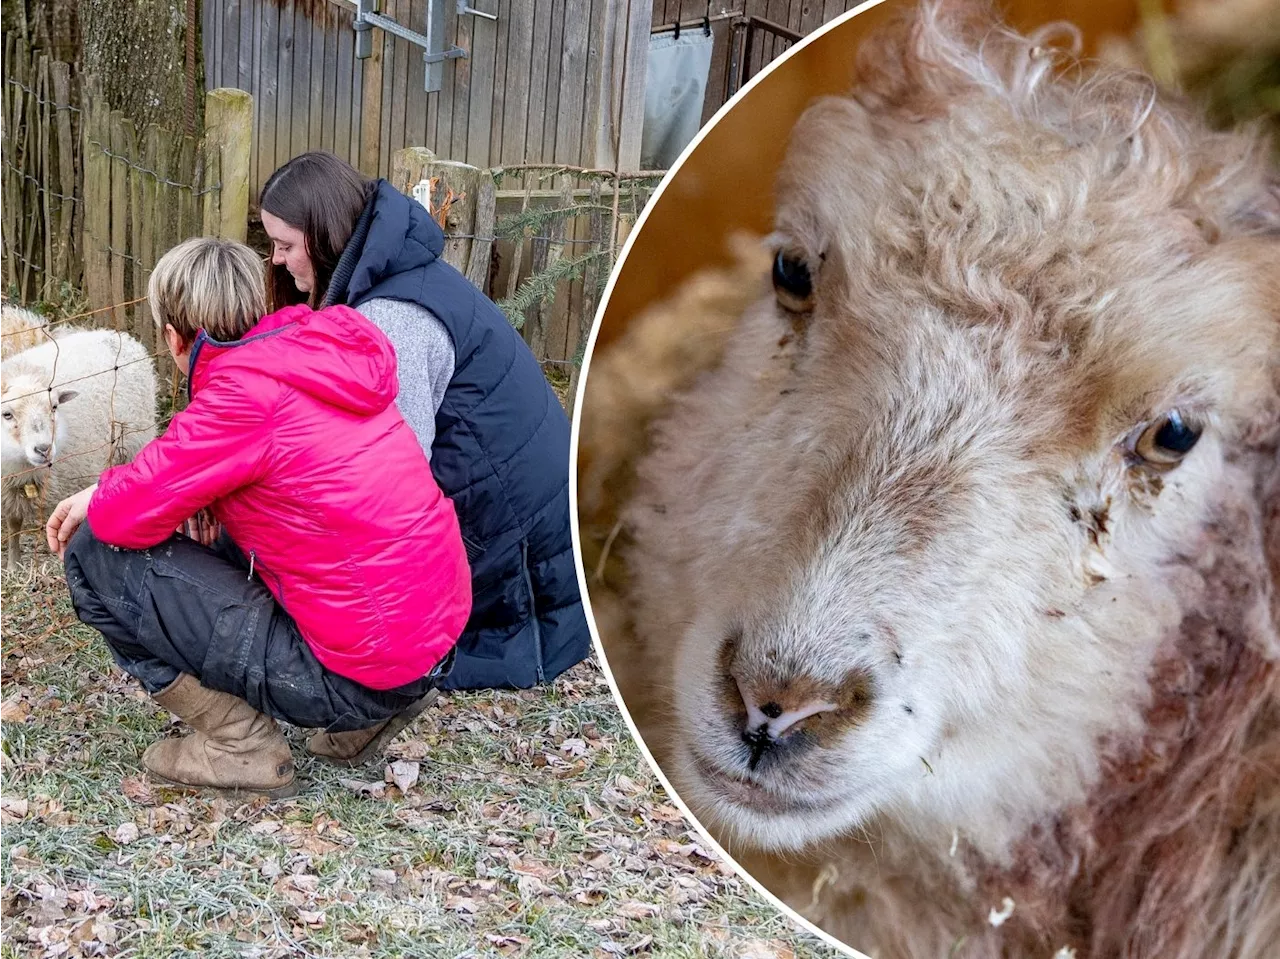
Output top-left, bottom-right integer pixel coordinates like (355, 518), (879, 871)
(2, 34), (251, 365)
(2, 34), (81, 307)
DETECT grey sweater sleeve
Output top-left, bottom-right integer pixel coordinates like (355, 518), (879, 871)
(355, 297), (455, 459)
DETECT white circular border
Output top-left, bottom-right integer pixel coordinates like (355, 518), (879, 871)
(568, 4), (892, 957)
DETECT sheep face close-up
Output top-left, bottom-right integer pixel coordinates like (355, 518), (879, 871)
(611, 4), (1280, 956)
(1, 381), (78, 477)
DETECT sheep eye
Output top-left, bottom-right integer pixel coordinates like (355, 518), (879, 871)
(772, 251), (814, 312)
(1, 410), (12, 420)
(1134, 409), (1202, 467)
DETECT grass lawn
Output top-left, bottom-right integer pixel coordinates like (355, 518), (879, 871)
(0, 558), (839, 959)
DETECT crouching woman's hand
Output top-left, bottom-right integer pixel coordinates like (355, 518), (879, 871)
(46, 484), (98, 559)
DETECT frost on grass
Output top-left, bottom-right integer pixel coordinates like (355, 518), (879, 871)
(1, 561), (838, 959)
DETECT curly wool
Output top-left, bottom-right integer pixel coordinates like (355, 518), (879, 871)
(584, 3), (1280, 957)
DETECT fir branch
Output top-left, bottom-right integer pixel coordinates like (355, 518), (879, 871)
(498, 250), (606, 328)
(494, 203), (618, 240)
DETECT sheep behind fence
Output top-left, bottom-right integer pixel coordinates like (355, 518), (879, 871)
(0, 298), (170, 570)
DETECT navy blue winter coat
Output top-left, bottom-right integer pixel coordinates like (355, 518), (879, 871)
(324, 180), (590, 690)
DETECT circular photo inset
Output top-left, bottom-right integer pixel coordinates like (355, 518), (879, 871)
(575, 1), (1280, 957)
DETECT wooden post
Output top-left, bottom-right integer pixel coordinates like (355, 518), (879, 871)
(358, 6), (386, 178)
(201, 87), (252, 241)
(139, 124), (164, 349)
(2, 33), (15, 291)
(465, 173), (497, 293)
(503, 180), (534, 327)
(568, 178), (607, 415)
(390, 147), (482, 273)
(109, 111), (133, 328)
(127, 115), (146, 345)
(82, 93), (112, 313)
(150, 123), (177, 386)
(176, 135), (198, 242)
(50, 60), (76, 285)
(39, 55), (53, 299)
(527, 176), (575, 359)
(16, 43), (38, 299)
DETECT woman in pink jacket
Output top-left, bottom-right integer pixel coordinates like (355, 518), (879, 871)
(46, 238), (471, 798)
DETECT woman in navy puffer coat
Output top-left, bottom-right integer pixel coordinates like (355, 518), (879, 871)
(258, 150), (591, 691)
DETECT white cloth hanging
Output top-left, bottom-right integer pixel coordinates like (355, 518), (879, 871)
(640, 28), (715, 170)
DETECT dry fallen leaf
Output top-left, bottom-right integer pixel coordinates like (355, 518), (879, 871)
(296, 909), (326, 927)
(614, 774), (643, 794)
(386, 760), (420, 793)
(339, 778), (387, 799)
(112, 822), (140, 845)
(119, 776), (154, 805)
(0, 797), (29, 822)
(0, 697), (29, 723)
(369, 868), (398, 886)
(649, 804), (686, 823)
(445, 895), (479, 914)
(615, 901), (660, 919)
(91, 916), (119, 946)
(600, 936), (653, 956)
(289, 874), (320, 893)
(509, 858), (558, 881)
(484, 933), (532, 953)
(516, 874), (554, 899)
(739, 940), (798, 959)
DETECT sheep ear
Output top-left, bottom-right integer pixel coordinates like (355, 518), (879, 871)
(55, 389), (78, 405)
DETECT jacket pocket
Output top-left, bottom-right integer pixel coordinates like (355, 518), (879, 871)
(461, 533), (484, 564)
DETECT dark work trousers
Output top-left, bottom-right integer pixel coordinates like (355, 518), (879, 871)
(63, 524), (453, 732)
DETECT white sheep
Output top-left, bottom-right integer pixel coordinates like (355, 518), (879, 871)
(2, 329), (157, 569)
(1, 302), (53, 360)
(584, 4), (1280, 959)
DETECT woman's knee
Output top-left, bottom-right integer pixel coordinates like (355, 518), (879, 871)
(64, 521), (110, 567)
(63, 523), (142, 617)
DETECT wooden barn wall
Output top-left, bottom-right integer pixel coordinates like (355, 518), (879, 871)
(202, 0), (648, 200)
(651, 0), (867, 121)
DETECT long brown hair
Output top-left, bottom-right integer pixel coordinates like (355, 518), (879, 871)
(259, 151), (371, 310)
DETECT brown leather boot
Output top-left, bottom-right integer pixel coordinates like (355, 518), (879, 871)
(306, 689), (440, 767)
(142, 674), (298, 798)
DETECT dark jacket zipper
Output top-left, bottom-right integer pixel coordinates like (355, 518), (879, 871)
(520, 539), (545, 683)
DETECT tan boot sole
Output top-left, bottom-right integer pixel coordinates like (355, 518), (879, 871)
(145, 769), (300, 800)
(309, 688), (440, 768)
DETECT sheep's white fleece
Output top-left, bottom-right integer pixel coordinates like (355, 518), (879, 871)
(2, 329), (157, 565)
(1, 303), (52, 360)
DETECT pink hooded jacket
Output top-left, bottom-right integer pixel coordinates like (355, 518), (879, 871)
(87, 304), (472, 690)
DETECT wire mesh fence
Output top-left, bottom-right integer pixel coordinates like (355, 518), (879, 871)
(2, 33), (249, 350)
(2, 299), (184, 561)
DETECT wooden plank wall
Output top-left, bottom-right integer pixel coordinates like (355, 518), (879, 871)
(204, 0), (651, 199)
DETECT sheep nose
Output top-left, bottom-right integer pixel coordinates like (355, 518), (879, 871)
(32, 443), (51, 459)
(736, 677), (838, 770)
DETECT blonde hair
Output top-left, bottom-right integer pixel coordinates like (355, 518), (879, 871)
(148, 237), (266, 343)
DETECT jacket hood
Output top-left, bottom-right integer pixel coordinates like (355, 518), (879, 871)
(190, 304), (398, 415)
(339, 180), (445, 307)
